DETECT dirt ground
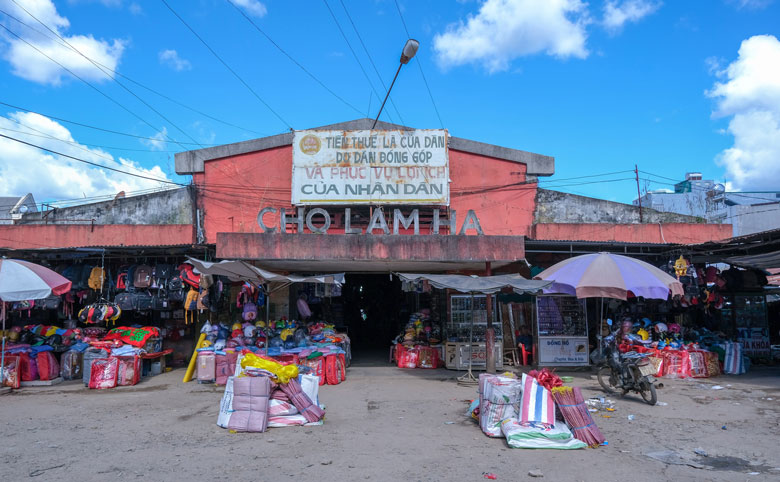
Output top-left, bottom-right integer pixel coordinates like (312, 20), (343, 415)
(2, 361), (779, 482)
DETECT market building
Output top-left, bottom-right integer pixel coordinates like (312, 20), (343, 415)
(3, 118), (761, 376)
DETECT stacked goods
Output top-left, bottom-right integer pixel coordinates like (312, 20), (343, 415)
(217, 353), (324, 432)
(551, 387), (605, 447)
(478, 374), (522, 437)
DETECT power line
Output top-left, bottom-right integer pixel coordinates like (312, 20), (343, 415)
(160, 0), (292, 130)
(225, 0), (363, 116)
(0, 101), (212, 146)
(5, 1), (202, 148)
(320, 0), (395, 125)
(337, 0), (405, 125)
(0, 125), (180, 153)
(0, 133), (184, 186)
(392, 0), (444, 129)
(0, 6), (265, 138)
(0, 22), (194, 150)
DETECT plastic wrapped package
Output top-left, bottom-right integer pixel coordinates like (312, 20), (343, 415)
(2, 355), (20, 389)
(268, 399), (299, 417)
(89, 358), (119, 389)
(239, 352), (298, 383)
(82, 348), (109, 386)
(37, 352), (59, 381)
(116, 356), (141, 386)
(60, 350), (83, 380)
(479, 374), (522, 437)
(501, 418), (586, 450)
(197, 351), (216, 383)
(520, 373), (555, 428)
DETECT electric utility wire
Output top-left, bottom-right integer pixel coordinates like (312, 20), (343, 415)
(5, 2), (202, 148)
(392, 0), (444, 129)
(337, 0), (405, 125)
(0, 125), (180, 153)
(160, 0), (292, 130)
(225, 0), (363, 116)
(320, 0), (396, 125)
(1, 6), (265, 138)
(0, 22), (195, 151)
(0, 101), (212, 145)
(0, 133), (184, 186)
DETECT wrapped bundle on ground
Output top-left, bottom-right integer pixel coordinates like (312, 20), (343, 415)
(479, 374), (522, 437)
(279, 377), (325, 422)
(225, 376), (271, 433)
(551, 386), (605, 447)
(501, 418), (586, 449)
(520, 373), (555, 428)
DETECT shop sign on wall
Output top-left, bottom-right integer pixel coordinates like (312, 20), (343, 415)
(737, 327), (770, 357)
(537, 336), (589, 366)
(292, 129), (449, 205)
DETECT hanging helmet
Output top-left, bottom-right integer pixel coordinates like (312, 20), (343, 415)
(642, 318), (652, 327)
(637, 328), (650, 341)
(231, 323), (242, 332)
(654, 322), (668, 333)
(668, 323), (681, 334)
(255, 320), (266, 328)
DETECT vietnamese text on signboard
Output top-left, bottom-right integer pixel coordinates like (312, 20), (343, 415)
(292, 129), (449, 205)
(537, 336), (589, 366)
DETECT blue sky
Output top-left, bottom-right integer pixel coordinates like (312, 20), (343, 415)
(1, 0), (779, 207)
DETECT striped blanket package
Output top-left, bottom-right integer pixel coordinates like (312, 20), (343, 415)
(501, 418), (586, 450)
(520, 373), (555, 428)
(478, 374), (522, 437)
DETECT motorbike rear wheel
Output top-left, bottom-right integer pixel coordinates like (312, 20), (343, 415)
(597, 365), (619, 394)
(639, 379), (657, 405)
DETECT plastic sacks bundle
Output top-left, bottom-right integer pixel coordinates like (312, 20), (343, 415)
(501, 418), (586, 449)
(239, 351), (298, 383)
(479, 373), (522, 437)
(520, 373), (555, 428)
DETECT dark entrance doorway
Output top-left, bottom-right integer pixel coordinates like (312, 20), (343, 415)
(342, 274), (406, 365)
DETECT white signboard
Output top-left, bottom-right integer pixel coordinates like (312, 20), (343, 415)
(538, 337), (590, 366)
(292, 129), (449, 205)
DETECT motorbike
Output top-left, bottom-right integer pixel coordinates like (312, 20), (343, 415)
(597, 340), (658, 405)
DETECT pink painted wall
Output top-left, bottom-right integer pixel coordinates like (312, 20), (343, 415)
(0, 224), (195, 250)
(195, 147), (536, 243)
(532, 223), (732, 244)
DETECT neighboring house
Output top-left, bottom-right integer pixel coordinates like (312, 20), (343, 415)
(634, 173), (780, 237)
(0, 193), (37, 225)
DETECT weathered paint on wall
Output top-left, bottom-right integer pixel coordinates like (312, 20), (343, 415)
(534, 189), (704, 224)
(195, 147), (536, 243)
(19, 187), (194, 226)
(531, 223), (732, 244)
(217, 232), (526, 262)
(0, 224), (195, 250)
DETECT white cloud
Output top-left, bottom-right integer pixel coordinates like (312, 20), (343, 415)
(141, 126), (169, 151)
(727, 0), (773, 9)
(232, 0), (267, 17)
(0, 0), (125, 86)
(158, 49), (191, 71)
(433, 0), (590, 72)
(707, 35), (780, 191)
(128, 2), (142, 15)
(602, 0), (661, 34)
(0, 111), (172, 200)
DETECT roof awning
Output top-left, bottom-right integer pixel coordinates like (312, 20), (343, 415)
(396, 273), (552, 295)
(186, 257), (344, 286)
(725, 251), (780, 271)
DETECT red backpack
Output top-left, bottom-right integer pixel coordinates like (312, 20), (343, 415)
(178, 263), (200, 289)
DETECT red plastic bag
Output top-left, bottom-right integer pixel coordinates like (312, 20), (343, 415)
(416, 346), (439, 369)
(325, 354), (345, 385)
(18, 352), (38, 381)
(116, 356), (140, 386)
(688, 351), (708, 378)
(37, 352), (60, 381)
(2, 355), (20, 389)
(89, 358), (119, 389)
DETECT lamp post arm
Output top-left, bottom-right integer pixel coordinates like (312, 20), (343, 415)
(372, 63), (404, 129)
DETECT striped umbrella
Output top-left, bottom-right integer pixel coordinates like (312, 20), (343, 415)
(533, 252), (683, 300)
(1, 259), (72, 386)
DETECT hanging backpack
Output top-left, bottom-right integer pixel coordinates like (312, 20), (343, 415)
(154, 264), (175, 281)
(88, 267), (106, 291)
(178, 263), (200, 289)
(78, 265), (93, 291)
(184, 289), (199, 324)
(126, 265), (138, 292)
(134, 265), (153, 288)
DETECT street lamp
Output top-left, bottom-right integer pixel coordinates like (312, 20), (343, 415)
(372, 38), (419, 129)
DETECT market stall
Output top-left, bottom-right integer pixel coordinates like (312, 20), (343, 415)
(394, 273), (552, 380)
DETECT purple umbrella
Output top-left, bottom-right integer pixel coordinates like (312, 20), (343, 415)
(533, 252), (683, 300)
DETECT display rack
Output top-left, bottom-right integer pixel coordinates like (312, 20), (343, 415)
(535, 295), (589, 366)
(447, 294), (501, 342)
